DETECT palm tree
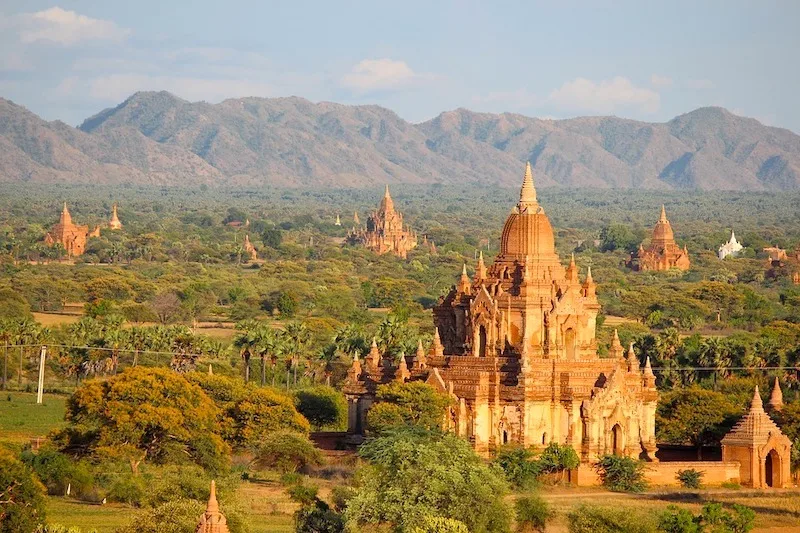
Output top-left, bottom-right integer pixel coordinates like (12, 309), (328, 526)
(233, 320), (260, 383)
(284, 321), (310, 387)
(698, 337), (732, 386)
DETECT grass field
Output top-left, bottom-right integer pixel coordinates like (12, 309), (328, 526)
(0, 391), (67, 446)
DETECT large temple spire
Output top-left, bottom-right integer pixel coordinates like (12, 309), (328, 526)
(659, 204), (668, 223)
(518, 161), (538, 211)
(60, 202), (72, 226)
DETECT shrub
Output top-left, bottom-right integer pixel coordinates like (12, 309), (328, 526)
(0, 450), (47, 533)
(494, 446), (541, 490)
(252, 430), (323, 473)
(676, 469), (703, 489)
(536, 443), (580, 480)
(330, 485), (356, 513)
(106, 473), (147, 506)
(594, 455), (648, 493)
(658, 506), (701, 533)
(699, 503), (755, 533)
(567, 504), (656, 533)
(287, 482), (320, 506)
(21, 447), (94, 498)
(515, 495), (552, 533)
(294, 387), (348, 431)
(409, 516), (470, 533)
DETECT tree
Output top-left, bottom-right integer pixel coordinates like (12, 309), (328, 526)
(262, 228), (283, 249)
(367, 381), (453, 433)
(344, 428), (511, 533)
(252, 430), (323, 473)
(294, 386), (348, 431)
(56, 367), (229, 474)
(656, 388), (741, 459)
(514, 495), (552, 533)
(594, 455), (648, 493)
(150, 291), (183, 324)
(0, 289), (32, 320)
(0, 450), (47, 533)
(568, 505), (655, 533)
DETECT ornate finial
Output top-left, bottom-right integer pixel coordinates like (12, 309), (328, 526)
(518, 161), (538, 210)
(60, 202), (72, 225)
(627, 342), (639, 372)
(750, 386), (764, 412)
(610, 329), (623, 358)
(384, 184), (391, 197)
(368, 337), (381, 367)
(768, 378), (783, 411)
(207, 480), (219, 514)
(585, 265), (594, 284)
(416, 339), (425, 358)
(659, 204), (668, 223)
(644, 356), (654, 375)
(475, 251), (487, 281)
(196, 480), (229, 532)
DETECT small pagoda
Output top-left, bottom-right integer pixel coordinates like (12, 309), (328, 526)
(196, 480), (230, 533)
(628, 205), (690, 271)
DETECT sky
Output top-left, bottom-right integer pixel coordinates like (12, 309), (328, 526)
(0, 1), (798, 132)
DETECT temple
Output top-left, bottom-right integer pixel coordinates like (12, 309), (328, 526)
(196, 480), (230, 533)
(243, 234), (258, 261)
(628, 206), (690, 271)
(109, 203), (123, 230)
(346, 185), (418, 258)
(344, 163), (659, 460)
(721, 386), (792, 488)
(718, 230), (743, 259)
(44, 203), (90, 257)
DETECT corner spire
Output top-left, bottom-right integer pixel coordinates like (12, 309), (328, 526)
(768, 378), (783, 411)
(750, 386), (764, 412)
(432, 327), (444, 357)
(518, 161), (538, 211)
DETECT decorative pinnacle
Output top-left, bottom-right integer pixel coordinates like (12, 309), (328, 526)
(416, 339), (425, 357)
(659, 204), (668, 223)
(585, 265), (594, 284)
(750, 386), (764, 412)
(519, 161), (538, 210)
(207, 480), (220, 514)
(644, 356), (654, 375)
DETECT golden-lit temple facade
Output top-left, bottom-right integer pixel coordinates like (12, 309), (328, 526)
(347, 185), (417, 259)
(344, 163), (659, 461)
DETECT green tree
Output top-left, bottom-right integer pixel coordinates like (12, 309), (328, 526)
(294, 386), (348, 431)
(594, 455), (648, 493)
(344, 428), (511, 533)
(56, 367), (229, 474)
(367, 381), (452, 433)
(252, 430), (322, 473)
(656, 388), (741, 459)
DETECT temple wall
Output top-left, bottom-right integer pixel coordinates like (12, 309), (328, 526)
(575, 461), (741, 487)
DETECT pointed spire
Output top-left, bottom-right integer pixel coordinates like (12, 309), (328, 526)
(416, 339), (426, 358)
(627, 342), (639, 372)
(208, 364), (213, 376)
(750, 386), (764, 412)
(432, 327), (444, 357)
(659, 204), (668, 223)
(585, 265), (594, 284)
(385, 183), (390, 197)
(566, 253), (579, 283)
(197, 480), (229, 532)
(207, 480), (220, 514)
(768, 378), (783, 412)
(458, 263), (471, 293)
(60, 202), (72, 226)
(518, 161), (538, 211)
(368, 337), (381, 367)
(644, 356), (654, 375)
(395, 352), (410, 381)
(611, 329), (623, 358)
(475, 251), (487, 281)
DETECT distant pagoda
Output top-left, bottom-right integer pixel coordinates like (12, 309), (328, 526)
(628, 205), (690, 271)
(346, 185), (417, 259)
(109, 203), (123, 230)
(196, 480), (230, 533)
(44, 203), (89, 257)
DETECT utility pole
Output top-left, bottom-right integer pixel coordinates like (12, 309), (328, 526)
(2, 341), (7, 391)
(36, 345), (47, 404)
(18, 345), (23, 387)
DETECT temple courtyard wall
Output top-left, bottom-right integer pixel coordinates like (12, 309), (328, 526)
(574, 461), (742, 487)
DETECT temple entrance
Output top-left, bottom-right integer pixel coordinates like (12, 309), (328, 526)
(765, 448), (780, 487)
(565, 328), (576, 359)
(478, 326), (487, 357)
(612, 424), (623, 455)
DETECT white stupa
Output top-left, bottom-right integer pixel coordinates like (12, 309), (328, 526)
(719, 230), (744, 259)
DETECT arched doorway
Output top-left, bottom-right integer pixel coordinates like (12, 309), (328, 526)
(765, 449), (781, 487)
(612, 424), (623, 455)
(565, 328), (576, 359)
(478, 325), (487, 357)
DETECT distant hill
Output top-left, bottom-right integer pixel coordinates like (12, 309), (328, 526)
(1, 91), (798, 190)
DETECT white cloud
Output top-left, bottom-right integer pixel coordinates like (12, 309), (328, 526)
(686, 79), (715, 90)
(13, 7), (130, 46)
(548, 76), (661, 114)
(650, 74), (673, 88)
(88, 74), (274, 103)
(340, 58), (426, 92)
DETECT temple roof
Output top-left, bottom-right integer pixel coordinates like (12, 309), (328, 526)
(651, 205), (675, 244)
(721, 386), (790, 447)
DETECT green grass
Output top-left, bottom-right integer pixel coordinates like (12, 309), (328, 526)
(0, 391), (67, 446)
(47, 498), (136, 532)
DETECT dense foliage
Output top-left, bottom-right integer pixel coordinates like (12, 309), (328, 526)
(367, 382), (453, 433)
(594, 455), (648, 493)
(0, 450), (47, 533)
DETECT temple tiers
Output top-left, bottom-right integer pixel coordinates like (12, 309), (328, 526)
(196, 480), (230, 533)
(44, 203), (89, 257)
(718, 230), (743, 259)
(109, 203), (123, 230)
(721, 387), (792, 488)
(628, 205), (690, 271)
(346, 185), (417, 258)
(344, 163), (659, 460)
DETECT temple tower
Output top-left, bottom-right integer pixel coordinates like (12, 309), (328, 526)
(196, 481), (230, 533)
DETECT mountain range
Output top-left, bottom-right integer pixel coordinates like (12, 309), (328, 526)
(1, 91), (799, 190)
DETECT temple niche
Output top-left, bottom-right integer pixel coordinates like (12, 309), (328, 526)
(346, 185), (417, 259)
(44, 203), (90, 258)
(628, 206), (690, 271)
(344, 163), (659, 461)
